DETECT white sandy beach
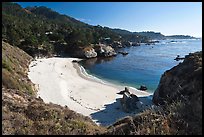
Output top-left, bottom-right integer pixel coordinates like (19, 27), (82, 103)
(28, 57), (152, 126)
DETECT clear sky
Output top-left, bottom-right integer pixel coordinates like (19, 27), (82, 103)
(16, 2), (202, 37)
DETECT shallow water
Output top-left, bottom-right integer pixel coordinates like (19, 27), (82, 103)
(79, 39), (202, 93)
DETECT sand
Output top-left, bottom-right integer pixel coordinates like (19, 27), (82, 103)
(28, 57), (153, 126)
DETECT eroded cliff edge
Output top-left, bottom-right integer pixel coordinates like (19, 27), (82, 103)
(153, 51), (202, 106)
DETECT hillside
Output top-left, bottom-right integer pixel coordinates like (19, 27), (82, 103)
(2, 2), (196, 59)
(2, 41), (106, 135)
(2, 2), (150, 58)
(166, 35), (196, 39)
(111, 29), (196, 40)
(2, 41), (36, 96)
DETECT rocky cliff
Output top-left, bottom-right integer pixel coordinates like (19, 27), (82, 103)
(153, 51), (202, 105)
(94, 44), (117, 57)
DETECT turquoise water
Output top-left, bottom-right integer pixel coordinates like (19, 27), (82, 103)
(79, 39), (202, 93)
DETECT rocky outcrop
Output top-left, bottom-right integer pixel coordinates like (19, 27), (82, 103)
(122, 41), (131, 47)
(83, 47), (97, 58)
(118, 51), (128, 56)
(139, 85), (147, 91)
(153, 51), (202, 105)
(94, 44), (117, 57)
(174, 55), (185, 61)
(112, 41), (123, 48)
(130, 42), (140, 46)
(120, 87), (141, 112)
(106, 116), (136, 135)
(151, 51), (202, 135)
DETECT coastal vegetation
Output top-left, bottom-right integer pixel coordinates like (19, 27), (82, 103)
(2, 41), (35, 96)
(2, 2), (202, 135)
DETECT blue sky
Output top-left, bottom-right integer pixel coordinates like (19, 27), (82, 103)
(17, 2), (202, 37)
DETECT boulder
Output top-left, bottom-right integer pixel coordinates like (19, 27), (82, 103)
(117, 87), (130, 95)
(107, 116), (136, 135)
(118, 51), (128, 56)
(120, 87), (139, 112)
(72, 60), (78, 63)
(83, 47), (97, 58)
(139, 85), (147, 91)
(94, 44), (117, 57)
(174, 55), (185, 61)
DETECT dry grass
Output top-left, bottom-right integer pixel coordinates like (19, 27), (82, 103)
(2, 41), (36, 96)
(2, 88), (106, 135)
(106, 97), (202, 135)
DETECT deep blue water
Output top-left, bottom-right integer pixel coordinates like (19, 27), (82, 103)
(79, 39), (202, 93)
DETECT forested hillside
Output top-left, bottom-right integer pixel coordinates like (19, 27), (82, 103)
(2, 2), (150, 58)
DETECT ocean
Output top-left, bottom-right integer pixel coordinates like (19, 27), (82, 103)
(79, 39), (202, 93)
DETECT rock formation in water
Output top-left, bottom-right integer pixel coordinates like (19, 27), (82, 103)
(83, 47), (97, 58)
(94, 44), (117, 57)
(139, 85), (147, 91)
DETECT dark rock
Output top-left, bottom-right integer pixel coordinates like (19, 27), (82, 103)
(112, 41), (123, 48)
(131, 42), (140, 46)
(139, 85), (147, 91)
(72, 60), (78, 63)
(122, 41), (131, 47)
(118, 51), (129, 56)
(117, 87), (130, 95)
(174, 55), (185, 61)
(120, 87), (140, 112)
(130, 94), (139, 102)
(124, 87), (129, 93)
(107, 116), (136, 135)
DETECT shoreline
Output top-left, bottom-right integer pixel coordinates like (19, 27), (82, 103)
(28, 57), (152, 126)
(73, 62), (124, 90)
(74, 61), (152, 96)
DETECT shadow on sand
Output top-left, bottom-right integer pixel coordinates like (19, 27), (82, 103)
(90, 95), (153, 126)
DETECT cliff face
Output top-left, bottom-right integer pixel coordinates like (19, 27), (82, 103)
(152, 51), (202, 134)
(153, 51), (202, 105)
